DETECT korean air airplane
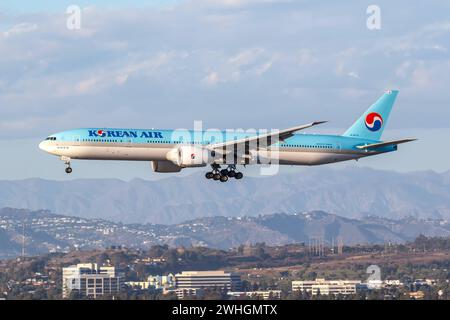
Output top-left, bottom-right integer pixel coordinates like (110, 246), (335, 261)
(39, 90), (415, 182)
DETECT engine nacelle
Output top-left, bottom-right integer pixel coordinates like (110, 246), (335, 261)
(151, 160), (182, 173)
(166, 146), (211, 168)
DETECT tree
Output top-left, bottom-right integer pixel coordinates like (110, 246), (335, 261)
(164, 249), (178, 266)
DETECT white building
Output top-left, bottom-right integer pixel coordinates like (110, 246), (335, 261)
(62, 263), (124, 298)
(149, 273), (176, 289)
(171, 288), (204, 299)
(227, 290), (282, 300)
(292, 278), (361, 296)
(414, 279), (437, 286)
(365, 279), (404, 289)
(175, 270), (241, 291)
(126, 273), (175, 290)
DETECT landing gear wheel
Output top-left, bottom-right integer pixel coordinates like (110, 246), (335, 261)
(220, 169), (229, 176)
(235, 172), (243, 180)
(219, 175), (229, 182)
(227, 170), (236, 178)
(205, 172), (214, 179)
(213, 173), (221, 180)
(61, 156), (72, 175)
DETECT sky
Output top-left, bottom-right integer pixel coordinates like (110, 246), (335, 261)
(0, 0), (449, 180)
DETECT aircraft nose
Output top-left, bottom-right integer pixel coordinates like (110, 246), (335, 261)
(39, 141), (48, 152)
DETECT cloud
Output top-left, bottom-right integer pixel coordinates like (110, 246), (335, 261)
(2, 23), (37, 38)
(1, 1), (450, 142)
(254, 60), (273, 75)
(115, 73), (129, 85)
(227, 48), (277, 79)
(297, 49), (318, 66)
(75, 77), (99, 94)
(228, 48), (264, 67)
(395, 61), (412, 78)
(411, 64), (433, 89)
(55, 51), (178, 96)
(203, 71), (220, 86)
(347, 71), (359, 79)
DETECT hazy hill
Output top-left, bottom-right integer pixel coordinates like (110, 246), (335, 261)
(1, 208), (449, 258)
(0, 167), (450, 224)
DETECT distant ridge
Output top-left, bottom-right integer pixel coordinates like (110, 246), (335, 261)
(0, 167), (450, 224)
(1, 208), (449, 259)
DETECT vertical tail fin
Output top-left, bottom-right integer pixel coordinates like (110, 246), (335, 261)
(343, 90), (398, 141)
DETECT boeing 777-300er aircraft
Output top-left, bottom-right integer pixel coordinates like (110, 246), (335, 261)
(39, 90), (415, 182)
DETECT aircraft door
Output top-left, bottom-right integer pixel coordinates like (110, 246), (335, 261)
(124, 137), (133, 147)
(335, 143), (341, 151)
(72, 135), (81, 146)
(122, 137), (133, 158)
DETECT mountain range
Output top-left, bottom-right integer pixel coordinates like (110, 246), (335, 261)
(1, 208), (449, 259)
(1, 167), (450, 224)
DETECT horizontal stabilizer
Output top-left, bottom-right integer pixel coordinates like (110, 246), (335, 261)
(356, 138), (417, 150)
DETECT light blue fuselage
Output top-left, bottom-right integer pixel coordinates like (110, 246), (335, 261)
(39, 127), (396, 166)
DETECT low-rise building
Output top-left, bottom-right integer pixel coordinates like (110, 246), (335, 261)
(414, 279), (437, 286)
(408, 291), (425, 300)
(169, 288), (204, 299)
(126, 281), (152, 290)
(227, 290), (282, 300)
(126, 273), (175, 290)
(24, 273), (50, 286)
(149, 273), (175, 289)
(362, 279), (405, 290)
(175, 270), (241, 291)
(62, 263), (124, 298)
(292, 278), (361, 296)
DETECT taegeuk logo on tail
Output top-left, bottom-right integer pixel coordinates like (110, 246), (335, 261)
(365, 112), (383, 132)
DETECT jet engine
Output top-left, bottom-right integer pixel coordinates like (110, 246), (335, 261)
(151, 161), (183, 173)
(166, 145), (212, 167)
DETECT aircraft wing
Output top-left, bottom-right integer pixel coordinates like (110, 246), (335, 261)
(209, 121), (327, 151)
(356, 138), (417, 150)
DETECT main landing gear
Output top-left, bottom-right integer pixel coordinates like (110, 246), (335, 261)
(205, 164), (243, 182)
(61, 156), (72, 174)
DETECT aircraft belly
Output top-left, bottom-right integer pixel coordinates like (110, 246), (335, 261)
(65, 146), (169, 161)
(276, 151), (358, 165)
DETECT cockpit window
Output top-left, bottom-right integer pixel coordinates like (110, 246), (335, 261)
(45, 137), (57, 141)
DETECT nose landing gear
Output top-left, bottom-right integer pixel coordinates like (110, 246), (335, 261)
(61, 156), (72, 174)
(205, 164), (243, 182)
